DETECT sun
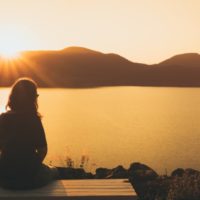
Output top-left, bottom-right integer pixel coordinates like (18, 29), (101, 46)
(0, 34), (22, 59)
(0, 48), (21, 59)
(0, 41), (21, 60)
(0, 26), (28, 60)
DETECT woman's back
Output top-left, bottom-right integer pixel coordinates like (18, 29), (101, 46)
(0, 111), (47, 179)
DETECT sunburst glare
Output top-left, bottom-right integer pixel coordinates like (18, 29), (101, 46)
(0, 26), (28, 60)
(0, 48), (21, 59)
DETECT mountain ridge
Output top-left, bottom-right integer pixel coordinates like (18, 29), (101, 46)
(159, 53), (200, 67)
(0, 46), (200, 87)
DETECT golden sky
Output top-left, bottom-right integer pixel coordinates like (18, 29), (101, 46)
(0, 0), (199, 64)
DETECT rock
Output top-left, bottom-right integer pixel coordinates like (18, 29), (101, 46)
(128, 162), (159, 199)
(171, 168), (185, 177)
(106, 165), (129, 179)
(185, 168), (200, 176)
(85, 172), (94, 179)
(128, 162), (158, 181)
(56, 167), (89, 179)
(171, 168), (200, 178)
(74, 168), (87, 179)
(95, 168), (111, 179)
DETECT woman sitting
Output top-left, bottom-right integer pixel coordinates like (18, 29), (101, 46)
(0, 78), (57, 189)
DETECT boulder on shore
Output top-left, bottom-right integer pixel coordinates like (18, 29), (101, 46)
(56, 167), (94, 179)
(128, 162), (160, 199)
(95, 168), (111, 179)
(106, 165), (129, 179)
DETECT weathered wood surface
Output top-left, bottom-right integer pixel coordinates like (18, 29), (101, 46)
(0, 179), (137, 200)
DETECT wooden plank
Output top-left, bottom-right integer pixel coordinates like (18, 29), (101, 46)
(0, 179), (137, 200)
(0, 198), (136, 200)
(0, 190), (134, 195)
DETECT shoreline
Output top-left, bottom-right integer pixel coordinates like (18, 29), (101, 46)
(55, 162), (200, 200)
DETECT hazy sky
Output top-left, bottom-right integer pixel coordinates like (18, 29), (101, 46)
(0, 0), (199, 64)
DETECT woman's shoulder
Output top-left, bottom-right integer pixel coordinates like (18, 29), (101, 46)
(0, 111), (16, 117)
(0, 111), (16, 121)
(0, 111), (40, 120)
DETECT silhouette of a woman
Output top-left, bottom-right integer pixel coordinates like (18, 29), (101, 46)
(0, 78), (55, 189)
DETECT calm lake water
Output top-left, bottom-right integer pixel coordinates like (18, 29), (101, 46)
(1, 86), (200, 174)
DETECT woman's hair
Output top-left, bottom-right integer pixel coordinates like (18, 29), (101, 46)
(6, 78), (39, 114)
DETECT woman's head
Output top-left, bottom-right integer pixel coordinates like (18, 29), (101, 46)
(7, 78), (39, 113)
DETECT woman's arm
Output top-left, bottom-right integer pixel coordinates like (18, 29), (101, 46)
(35, 116), (48, 163)
(0, 114), (5, 152)
(36, 146), (47, 163)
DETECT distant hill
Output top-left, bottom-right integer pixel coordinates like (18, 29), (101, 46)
(0, 47), (200, 87)
(159, 53), (200, 67)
